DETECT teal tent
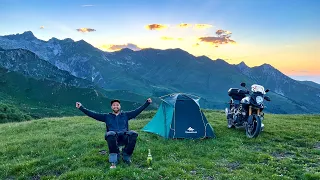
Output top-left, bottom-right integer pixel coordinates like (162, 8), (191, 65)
(142, 93), (216, 139)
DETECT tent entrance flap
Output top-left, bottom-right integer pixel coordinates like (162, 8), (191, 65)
(142, 102), (173, 138)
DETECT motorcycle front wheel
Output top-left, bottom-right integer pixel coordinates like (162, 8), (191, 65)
(245, 115), (261, 138)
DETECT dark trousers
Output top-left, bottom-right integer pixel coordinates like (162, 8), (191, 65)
(105, 130), (138, 158)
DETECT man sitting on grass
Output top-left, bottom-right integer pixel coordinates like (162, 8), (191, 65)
(76, 98), (152, 169)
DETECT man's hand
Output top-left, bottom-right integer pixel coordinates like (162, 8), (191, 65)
(76, 102), (82, 109)
(147, 98), (152, 103)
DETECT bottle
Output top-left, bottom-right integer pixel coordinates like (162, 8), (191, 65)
(147, 149), (152, 169)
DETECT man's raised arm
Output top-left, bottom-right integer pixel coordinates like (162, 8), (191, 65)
(126, 98), (152, 120)
(76, 102), (105, 122)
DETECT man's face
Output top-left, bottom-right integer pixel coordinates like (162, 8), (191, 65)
(111, 102), (121, 113)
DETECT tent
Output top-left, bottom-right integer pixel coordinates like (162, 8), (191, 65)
(142, 93), (216, 139)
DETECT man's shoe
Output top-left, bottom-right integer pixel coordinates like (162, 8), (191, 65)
(123, 159), (131, 165)
(109, 153), (118, 168)
(122, 153), (131, 165)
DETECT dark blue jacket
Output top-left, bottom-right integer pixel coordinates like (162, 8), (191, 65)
(79, 101), (150, 132)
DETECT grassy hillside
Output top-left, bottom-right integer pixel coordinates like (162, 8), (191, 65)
(0, 111), (319, 179)
(0, 66), (156, 120)
(0, 103), (32, 123)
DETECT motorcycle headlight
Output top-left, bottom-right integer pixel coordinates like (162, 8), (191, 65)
(256, 96), (263, 104)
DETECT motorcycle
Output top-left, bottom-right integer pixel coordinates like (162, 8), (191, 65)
(225, 82), (271, 138)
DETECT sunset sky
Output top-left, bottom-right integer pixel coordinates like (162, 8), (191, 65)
(1, 0), (319, 83)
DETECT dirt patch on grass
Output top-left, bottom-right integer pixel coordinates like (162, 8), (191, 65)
(227, 162), (241, 171)
(99, 150), (107, 155)
(32, 175), (41, 180)
(202, 176), (215, 180)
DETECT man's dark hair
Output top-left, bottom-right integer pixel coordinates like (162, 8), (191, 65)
(111, 99), (120, 105)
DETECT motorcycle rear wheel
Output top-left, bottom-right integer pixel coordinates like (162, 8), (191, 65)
(245, 115), (261, 138)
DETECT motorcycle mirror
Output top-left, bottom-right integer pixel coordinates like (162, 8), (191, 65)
(265, 89), (270, 92)
(240, 82), (246, 87)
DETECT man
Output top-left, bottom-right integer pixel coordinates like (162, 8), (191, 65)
(76, 98), (152, 169)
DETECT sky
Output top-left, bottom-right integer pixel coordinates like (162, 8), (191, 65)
(0, 0), (320, 83)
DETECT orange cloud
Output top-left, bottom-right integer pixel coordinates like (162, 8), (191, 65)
(194, 24), (213, 29)
(198, 29), (236, 47)
(76, 28), (96, 33)
(178, 23), (192, 28)
(216, 29), (232, 35)
(100, 43), (141, 51)
(145, 24), (167, 30)
(199, 36), (236, 46)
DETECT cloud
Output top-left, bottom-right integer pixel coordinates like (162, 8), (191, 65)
(216, 29), (232, 35)
(145, 23), (213, 30)
(101, 43), (141, 51)
(194, 24), (213, 29)
(178, 23), (192, 28)
(161, 37), (174, 40)
(198, 29), (236, 47)
(144, 24), (167, 30)
(40, 26), (44, 29)
(82, 5), (94, 7)
(76, 28), (96, 33)
(199, 36), (236, 46)
(160, 37), (184, 41)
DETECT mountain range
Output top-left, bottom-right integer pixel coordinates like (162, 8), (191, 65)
(0, 31), (320, 115)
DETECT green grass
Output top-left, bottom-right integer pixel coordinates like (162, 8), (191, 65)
(0, 110), (319, 180)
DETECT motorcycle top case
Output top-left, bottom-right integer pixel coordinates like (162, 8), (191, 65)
(228, 88), (247, 100)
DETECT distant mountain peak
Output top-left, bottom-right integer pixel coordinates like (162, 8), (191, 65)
(260, 63), (274, 68)
(239, 61), (248, 67)
(76, 39), (93, 47)
(77, 39), (87, 43)
(139, 47), (192, 57)
(4, 31), (37, 41)
(168, 48), (191, 54)
(48, 37), (59, 42)
(22, 31), (35, 36)
(214, 58), (229, 65)
(237, 61), (250, 70)
(119, 48), (134, 53)
(63, 38), (74, 42)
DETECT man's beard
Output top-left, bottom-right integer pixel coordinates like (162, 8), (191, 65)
(113, 109), (120, 113)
